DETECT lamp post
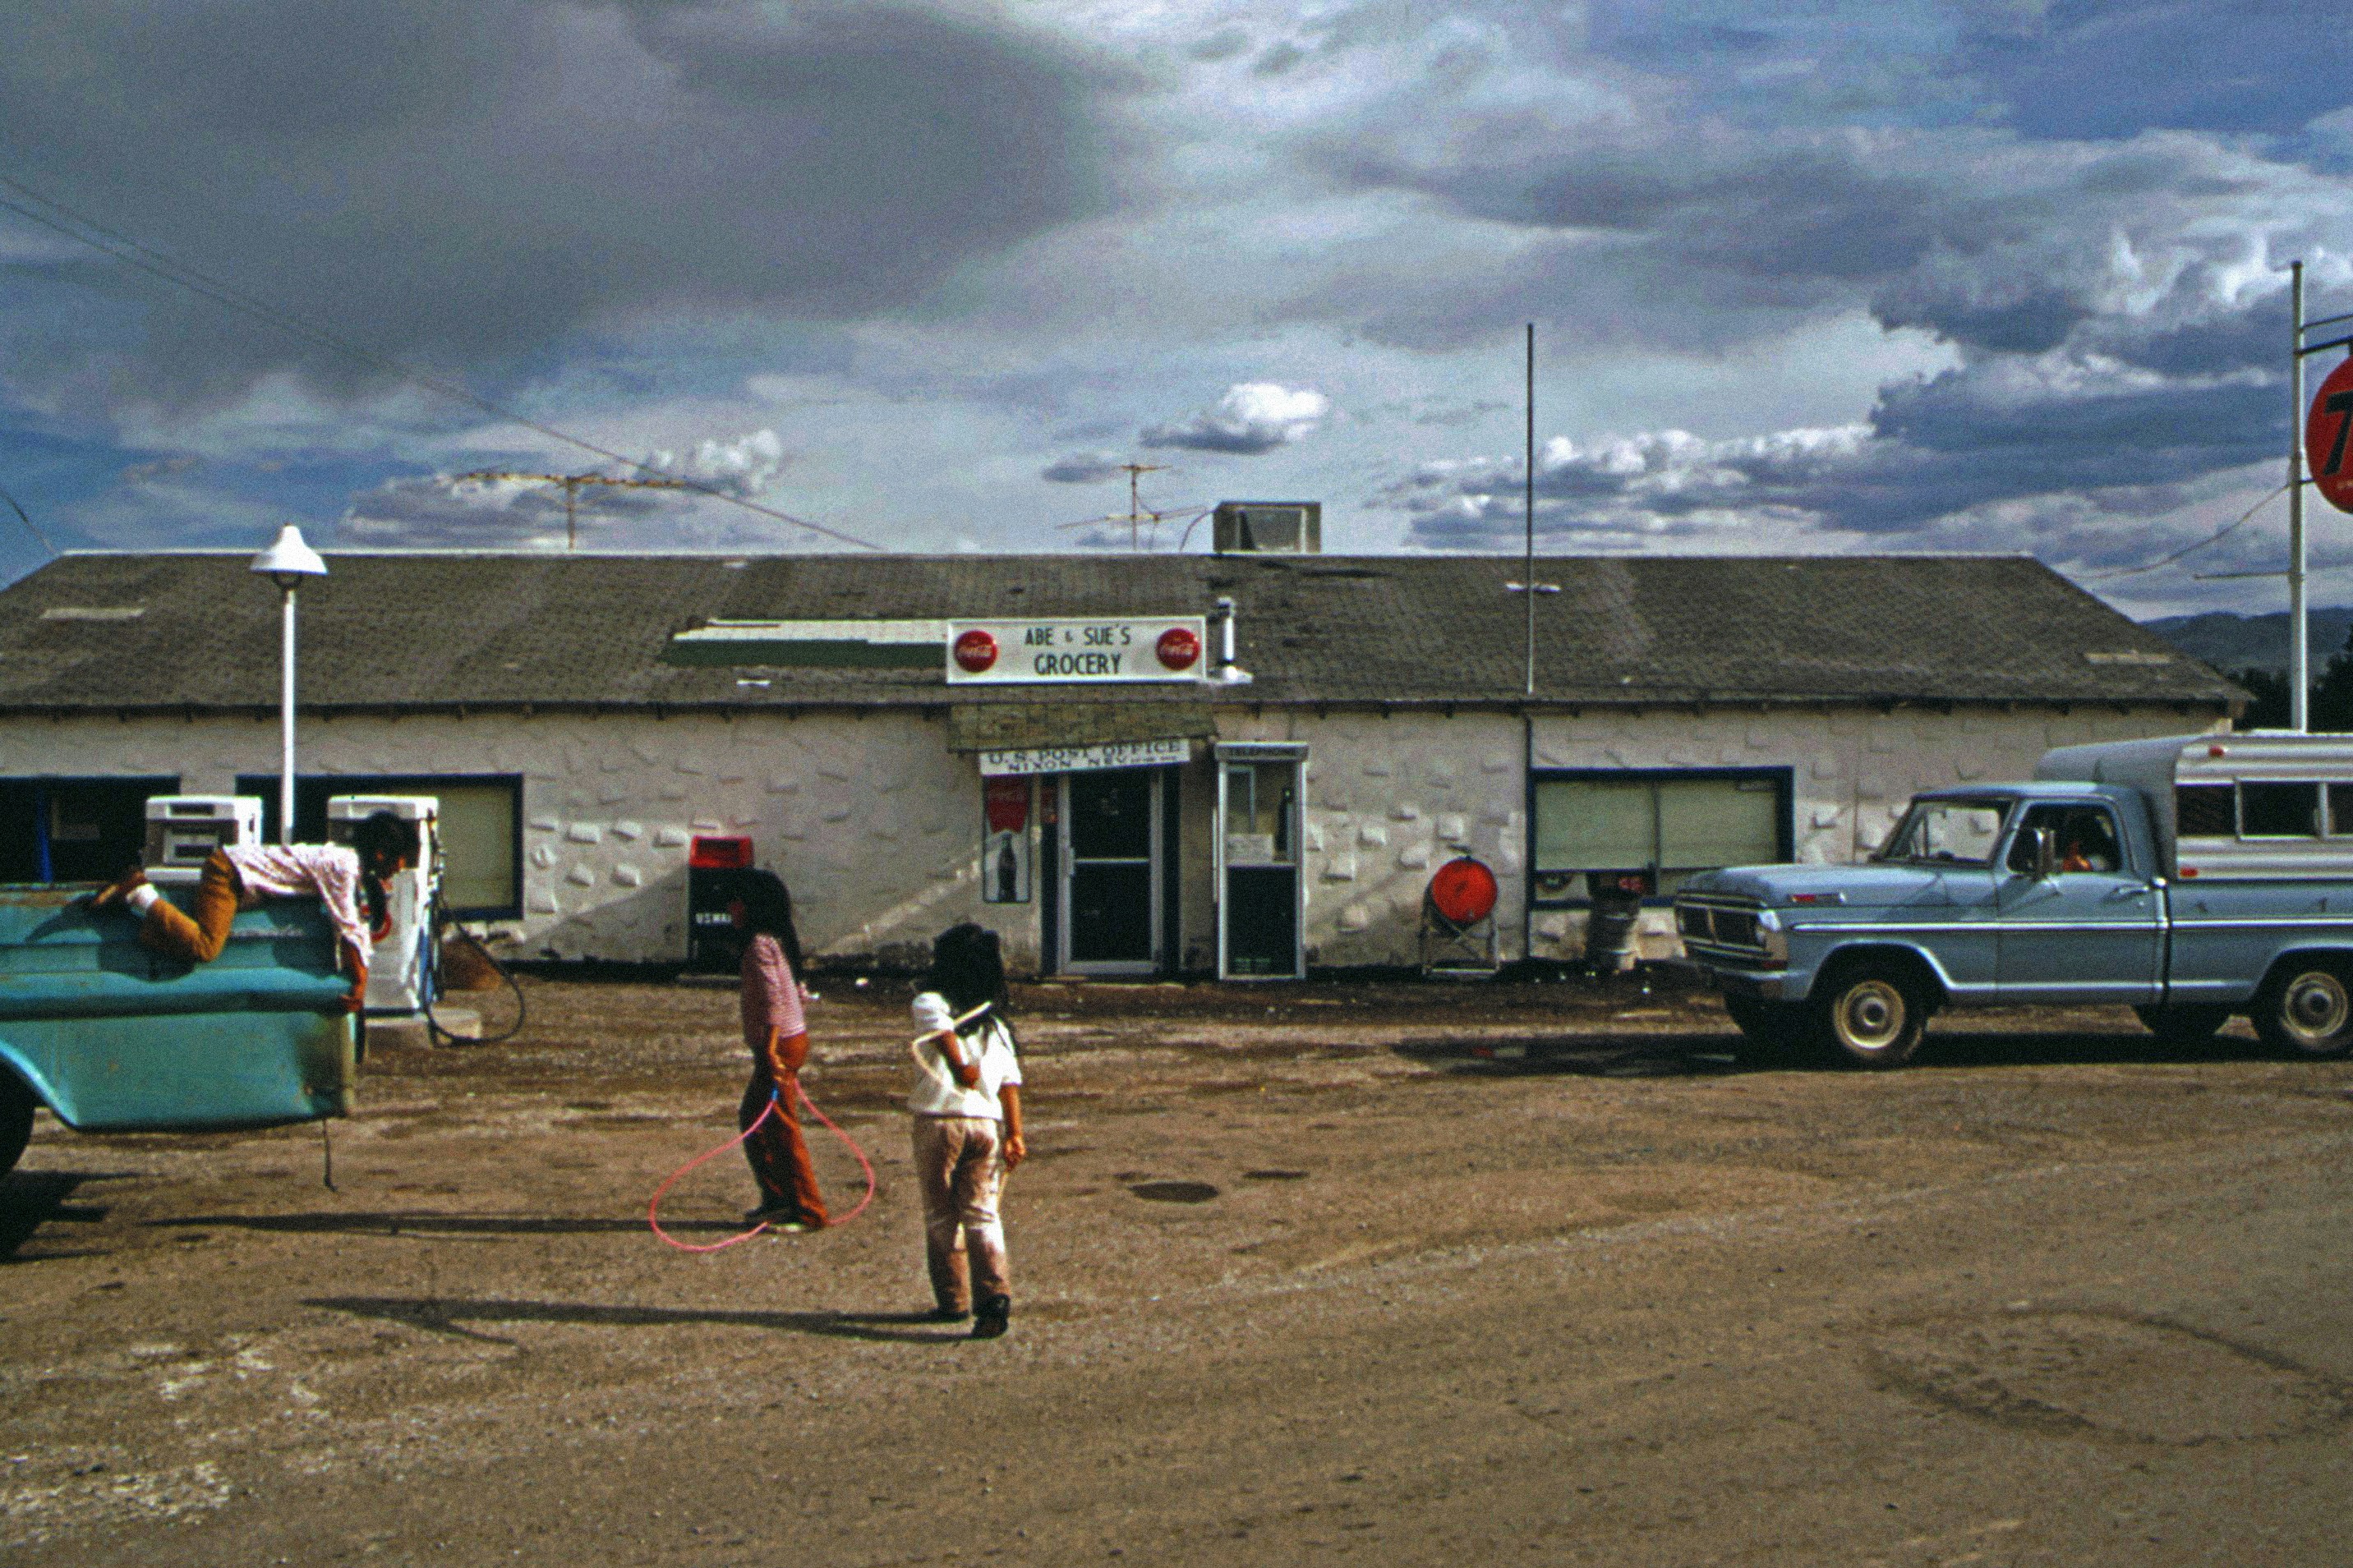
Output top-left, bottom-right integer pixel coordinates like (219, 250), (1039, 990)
(249, 524), (327, 845)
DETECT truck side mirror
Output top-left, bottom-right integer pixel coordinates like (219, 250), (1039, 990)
(2032, 827), (2057, 880)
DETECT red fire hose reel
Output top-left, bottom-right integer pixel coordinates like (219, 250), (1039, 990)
(1422, 855), (1500, 974)
(1427, 856), (1499, 927)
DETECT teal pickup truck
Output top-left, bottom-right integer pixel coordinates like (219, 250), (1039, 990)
(0, 885), (358, 1175)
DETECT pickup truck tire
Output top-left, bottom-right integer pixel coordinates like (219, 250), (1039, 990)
(0, 1072), (32, 1179)
(1813, 968), (1927, 1069)
(2254, 961), (2353, 1060)
(2131, 1004), (2232, 1051)
(1722, 996), (1808, 1063)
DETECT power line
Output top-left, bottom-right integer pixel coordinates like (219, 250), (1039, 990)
(457, 469), (690, 551)
(0, 172), (887, 553)
(2082, 481), (2288, 582)
(0, 483), (52, 557)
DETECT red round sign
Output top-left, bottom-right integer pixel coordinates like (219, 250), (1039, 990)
(1155, 626), (1201, 671)
(2306, 356), (2353, 514)
(952, 628), (998, 674)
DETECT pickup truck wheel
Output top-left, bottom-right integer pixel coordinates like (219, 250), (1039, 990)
(2130, 1004), (2232, 1051)
(1722, 996), (1807, 1063)
(2254, 963), (2353, 1060)
(0, 1073), (32, 1179)
(1814, 969), (1926, 1069)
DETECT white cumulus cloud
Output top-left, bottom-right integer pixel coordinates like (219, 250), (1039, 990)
(1141, 382), (1331, 454)
(643, 428), (788, 498)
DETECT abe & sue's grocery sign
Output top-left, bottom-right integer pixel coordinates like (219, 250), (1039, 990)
(946, 618), (1208, 684)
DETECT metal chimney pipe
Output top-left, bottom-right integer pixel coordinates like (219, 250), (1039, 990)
(1212, 596), (1252, 685)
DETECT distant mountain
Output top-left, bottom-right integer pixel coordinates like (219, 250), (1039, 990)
(2142, 608), (2353, 678)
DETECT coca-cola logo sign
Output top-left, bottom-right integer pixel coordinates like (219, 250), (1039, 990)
(952, 628), (999, 674)
(1155, 626), (1201, 671)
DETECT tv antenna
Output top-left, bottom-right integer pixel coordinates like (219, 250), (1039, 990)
(456, 469), (693, 549)
(1052, 462), (1209, 552)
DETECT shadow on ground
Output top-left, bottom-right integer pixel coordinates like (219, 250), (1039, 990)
(0, 1169), (121, 1262)
(1913, 1028), (2279, 1070)
(1391, 1034), (1734, 1078)
(1393, 1024), (2292, 1077)
(147, 1211), (742, 1239)
(306, 1294), (971, 1346)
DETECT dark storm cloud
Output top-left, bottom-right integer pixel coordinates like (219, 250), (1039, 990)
(1964, 0), (2351, 141)
(0, 0), (1113, 409)
(1317, 10), (2351, 563)
(1041, 451), (1126, 483)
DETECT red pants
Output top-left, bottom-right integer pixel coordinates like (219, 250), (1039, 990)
(740, 1031), (827, 1225)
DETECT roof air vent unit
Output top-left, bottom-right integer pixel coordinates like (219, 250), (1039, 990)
(1212, 501), (1321, 555)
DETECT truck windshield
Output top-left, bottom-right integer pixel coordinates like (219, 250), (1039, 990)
(1874, 798), (2011, 867)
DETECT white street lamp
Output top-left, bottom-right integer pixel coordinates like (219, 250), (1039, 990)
(249, 524), (327, 845)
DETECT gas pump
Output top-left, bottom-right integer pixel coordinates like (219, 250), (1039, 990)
(326, 795), (440, 1016)
(142, 796), (263, 884)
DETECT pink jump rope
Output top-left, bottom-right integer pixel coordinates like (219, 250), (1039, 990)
(646, 1000), (992, 1253)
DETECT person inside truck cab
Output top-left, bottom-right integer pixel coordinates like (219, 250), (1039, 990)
(2008, 804), (2121, 876)
(87, 811), (412, 1014)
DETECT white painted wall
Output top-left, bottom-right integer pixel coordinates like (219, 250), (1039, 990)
(0, 709), (1018, 969)
(0, 700), (2225, 973)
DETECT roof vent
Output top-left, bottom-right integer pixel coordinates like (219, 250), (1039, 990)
(1212, 501), (1320, 555)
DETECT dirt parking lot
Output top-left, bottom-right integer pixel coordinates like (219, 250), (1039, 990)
(5, 972), (2352, 1565)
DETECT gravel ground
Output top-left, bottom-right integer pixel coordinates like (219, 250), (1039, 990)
(3, 972), (2351, 1565)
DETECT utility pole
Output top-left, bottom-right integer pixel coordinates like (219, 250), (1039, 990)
(459, 470), (691, 549)
(2292, 260), (2309, 733)
(1504, 325), (1556, 692)
(1525, 323), (1536, 697)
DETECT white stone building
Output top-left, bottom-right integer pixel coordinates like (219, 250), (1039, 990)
(0, 548), (2236, 977)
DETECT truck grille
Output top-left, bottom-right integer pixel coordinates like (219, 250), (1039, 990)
(1676, 900), (1764, 951)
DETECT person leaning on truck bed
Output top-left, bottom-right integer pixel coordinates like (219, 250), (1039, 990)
(86, 812), (411, 1014)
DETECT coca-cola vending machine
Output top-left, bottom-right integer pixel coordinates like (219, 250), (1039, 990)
(686, 835), (757, 973)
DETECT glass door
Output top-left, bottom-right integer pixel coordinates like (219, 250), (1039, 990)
(1217, 745), (1305, 979)
(1059, 770), (1161, 974)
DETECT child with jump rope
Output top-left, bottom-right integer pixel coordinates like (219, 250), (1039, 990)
(731, 870), (828, 1231)
(645, 870), (875, 1253)
(908, 923), (1027, 1339)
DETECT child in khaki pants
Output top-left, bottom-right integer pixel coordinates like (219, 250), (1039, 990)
(907, 924), (1026, 1339)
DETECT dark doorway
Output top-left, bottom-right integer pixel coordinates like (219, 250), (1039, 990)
(1061, 770), (1159, 973)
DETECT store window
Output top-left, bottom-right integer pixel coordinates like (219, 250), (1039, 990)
(0, 776), (179, 883)
(1531, 769), (1791, 904)
(237, 773), (523, 918)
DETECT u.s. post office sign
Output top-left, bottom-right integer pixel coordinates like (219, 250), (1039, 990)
(946, 618), (1208, 684)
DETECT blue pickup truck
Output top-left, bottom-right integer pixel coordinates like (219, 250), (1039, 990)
(0, 885), (358, 1175)
(1674, 733), (2353, 1067)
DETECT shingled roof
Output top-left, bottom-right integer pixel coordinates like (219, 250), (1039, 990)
(0, 549), (2238, 713)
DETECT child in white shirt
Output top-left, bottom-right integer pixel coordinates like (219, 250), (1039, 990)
(907, 923), (1026, 1338)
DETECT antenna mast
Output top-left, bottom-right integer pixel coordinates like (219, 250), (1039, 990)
(458, 470), (693, 549)
(1121, 463), (1167, 553)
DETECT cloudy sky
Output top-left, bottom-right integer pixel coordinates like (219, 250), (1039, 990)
(1, 1), (2350, 616)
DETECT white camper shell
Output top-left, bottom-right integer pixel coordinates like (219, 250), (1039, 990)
(2038, 732), (2353, 881)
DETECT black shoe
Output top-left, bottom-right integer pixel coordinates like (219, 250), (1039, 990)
(929, 1304), (971, 1323)
(970, 1294), (1011, 1340)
